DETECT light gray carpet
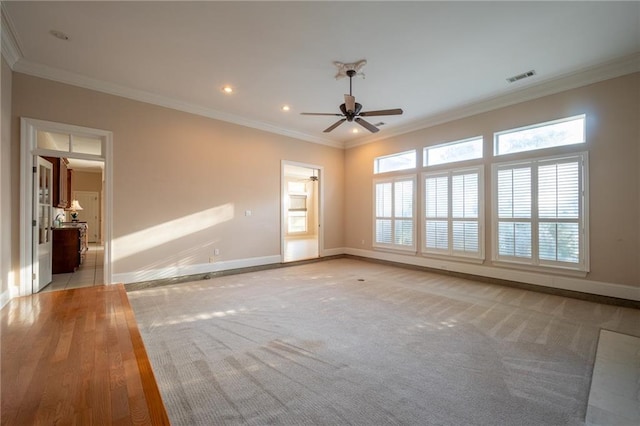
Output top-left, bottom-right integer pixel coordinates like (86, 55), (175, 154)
(128, 259), (640, 425)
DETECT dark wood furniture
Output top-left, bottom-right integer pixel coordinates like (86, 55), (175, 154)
(52, 228), (80, 273)
(42, 156), (72, 208)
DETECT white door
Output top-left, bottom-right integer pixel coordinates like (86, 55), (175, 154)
(73, 191), (100, 243)
(34, 157), (53, 292)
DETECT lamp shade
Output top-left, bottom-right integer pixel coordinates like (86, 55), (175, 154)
(68, 200), (83, 211)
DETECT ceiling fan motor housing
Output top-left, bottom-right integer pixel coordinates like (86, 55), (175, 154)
(340, 102), (363, 121)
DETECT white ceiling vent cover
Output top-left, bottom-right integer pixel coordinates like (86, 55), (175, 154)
(506, 70), (536, 83)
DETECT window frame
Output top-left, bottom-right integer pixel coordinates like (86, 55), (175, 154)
(491, 152), (589, 273)
(374, 150), (417, 174)
(373, 174), (417, 253)
(423, 136), (484, 167)
(422, 166), (485, 260)
(494, 114), (586, 156)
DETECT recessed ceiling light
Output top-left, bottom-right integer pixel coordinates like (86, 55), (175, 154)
(50, 29), (70, 41)
(222, 86), (234, 94)
(281, 105), (290, 111)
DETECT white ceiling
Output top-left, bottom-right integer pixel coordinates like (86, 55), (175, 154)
(3, 1), (639, 148)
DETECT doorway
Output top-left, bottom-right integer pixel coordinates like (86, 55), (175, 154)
(20, 118), (113, 296)
(282, 162), (322, 262)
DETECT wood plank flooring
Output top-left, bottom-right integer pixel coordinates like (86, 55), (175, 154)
(1, 284), (169, 425)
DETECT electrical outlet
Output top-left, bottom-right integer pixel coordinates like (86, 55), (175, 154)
(361, 239), (365, 245)
(214, 248), (220, 255)
(245, 210), (252, 217)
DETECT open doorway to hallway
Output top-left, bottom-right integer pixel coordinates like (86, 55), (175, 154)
(282, 163), (322, 262)
(20, 118), (112, 297)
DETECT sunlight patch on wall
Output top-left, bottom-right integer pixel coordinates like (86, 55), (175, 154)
(112, 203), (234, 262)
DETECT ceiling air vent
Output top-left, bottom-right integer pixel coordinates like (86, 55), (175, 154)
(506, 70), (536, 83)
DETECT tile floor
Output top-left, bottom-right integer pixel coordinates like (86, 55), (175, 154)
(40, 244), (104, 292)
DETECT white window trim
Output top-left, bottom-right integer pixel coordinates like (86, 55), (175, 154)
(493, 114), (586, 156)
(373, 174), (417, 253)
(491, 152), (589, 274)
(421, 166), (485, 260)
(373, 149), (417, 174)
(423, 135), (483, 167)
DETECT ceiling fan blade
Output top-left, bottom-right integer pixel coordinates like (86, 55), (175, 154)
(359, 108), (404, 117)
(301, 112), (343, 116)
(323, 119), (347, 133)
(355, 117), (379, 133)
(344, 94), (356, 113)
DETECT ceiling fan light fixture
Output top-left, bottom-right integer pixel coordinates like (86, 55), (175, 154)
(302, 61), (403, 134)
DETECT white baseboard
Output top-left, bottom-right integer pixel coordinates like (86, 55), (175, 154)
(343, 248), (640, 302)
(110, 248), (639, 301)
(112, 255), (282, 284)
(322, 247), (346, 257)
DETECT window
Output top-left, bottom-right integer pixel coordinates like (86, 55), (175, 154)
(423, 167), (483, 259)
(287, 183), (308, 234)
(374, 150), (416, 174)
(494, 115), (585, 156)
(493, 153), (588, 271)
(37, 130), (104, 156)
(374, 175), (416, 251)
(424, 136), (483, 166)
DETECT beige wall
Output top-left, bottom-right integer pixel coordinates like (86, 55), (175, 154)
(7, 68), (638, 296)
(72, 170), (103, 193)
(12, 73), (344, 281)
(345, 73), (640, 289)
(1, 56), (15, 304)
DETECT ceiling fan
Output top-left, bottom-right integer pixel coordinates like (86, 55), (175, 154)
(301, 69), (403, 133)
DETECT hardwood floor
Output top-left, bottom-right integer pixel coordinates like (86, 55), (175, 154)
(1, 284), (169, 425)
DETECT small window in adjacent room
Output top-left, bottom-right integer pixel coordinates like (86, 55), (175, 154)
(494, 114), (585, 156)
(424, 136), (483, 166)
(374, 150), (416, 174)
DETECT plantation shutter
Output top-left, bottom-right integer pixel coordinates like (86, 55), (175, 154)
(374, 176), (416, 251)
(538, 160), (580, 263)
(423, 168), (482, 258)
(497, 167), (532, 258)
(425, 175), (448, 251)
(494, 153), (586, 270)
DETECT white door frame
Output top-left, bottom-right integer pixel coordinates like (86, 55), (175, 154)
(20, 117), (113, 296)
(281, 160), (324, 262)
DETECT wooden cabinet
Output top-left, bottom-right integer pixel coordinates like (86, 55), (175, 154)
(52, 228), (80, 273)
(52, 223), (87, 274)
(43, 156), (72, 208)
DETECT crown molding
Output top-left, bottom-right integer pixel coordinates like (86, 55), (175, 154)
(345, 52), (640, 149)
(12, 59), (343, 149)
(1, 4), (22, 67)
